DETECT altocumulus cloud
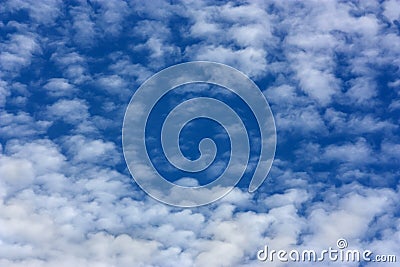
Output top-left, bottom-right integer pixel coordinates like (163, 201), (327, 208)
(0, 1), (399, 267)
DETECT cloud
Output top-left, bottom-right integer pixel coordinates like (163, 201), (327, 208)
(69, 3), (97, 46)
(274, 105), (326, 135)
(61, 134), (120, 165)
(108, 54), (152, 84)
(0, 79), (10, 107)
(0, 33), (40, 74)
(50, 51), (91, 84)
(3, 0), (62, 24)
(324, 108), (398, 134)
(345, 77), (377, 106)
(96, 74), (130, 97)
(46, 98), (90, 124)
(183, 2), (274, 78)
(0, 156), (34, 196)
(322, 138), (373, 165)
(305, 184), (398, 246)
(187, 45), (268, 78)
(43, 78), (77, 97)
(92, 0), (129, 36)
(383, 0), (400, 22)
(7, 139), (65, 170)
(288, 51), (340, 106)
(381, 140), (400, 163)
(0, 111), (51, 139)
(131, 20), (182, 68)
(389, 99), (400, 111)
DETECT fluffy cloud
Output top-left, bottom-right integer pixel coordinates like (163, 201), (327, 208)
(43, 78), (77, 97)
(0, 33), (40, 74)
(3, 0), (62, 24)
(0, 111), (51, 138)
(188, 45), (268, 79)
(46, 98), (90, 124)
(96, 74), (130, 97)
(0, 80), (10, 107)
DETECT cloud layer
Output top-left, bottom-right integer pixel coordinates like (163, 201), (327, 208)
(0, 0), (399, 266)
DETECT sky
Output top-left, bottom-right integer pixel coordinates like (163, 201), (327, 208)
(0, 0), (399, 266)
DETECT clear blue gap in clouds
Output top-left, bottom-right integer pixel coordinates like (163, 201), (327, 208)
(0, 0), (399, 266)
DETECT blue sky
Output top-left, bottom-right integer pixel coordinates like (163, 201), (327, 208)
(0, 0), (399, 266)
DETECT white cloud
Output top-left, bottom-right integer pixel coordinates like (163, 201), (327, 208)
(324, 108), (397, 134)
(133, 20), (171, 40)
(43, 78), (77, 97)
(61, 134), (119, 165)
(131, 20), (181, 67)
(70, 4), (97, 46)
(6, 139), (66, 175)
(388, 79), (400, 89)
(322, 138), (373, 165)
(108, 54), (152, 84)
(389, 100), (400, 111)
(274, 105), (326, 134)
(183, 2), (275, 78)
(381, 141), (400, 162)
(0, 79), (10, 107)
(0, 111), (51, 138)
(4, 0), (62, 24)
(0, 137), (398, 266)
(229, 23), (272, 47)
(0, 33), (40, 74)
(46, 98), (89, 124)
(96, 74), (130, 97)
(92, 0), (129, 36)
(187, 45), (267, 78)
(50, 51), (86, 66)
(383, 0), (400, 22)
(288, 52), (340, 106)
(264, 189), (309, 209)
(345, 77), (377, 105)
(304, 185), (397, 250)
(0, 157), (34, 196)
(50, 51), (91, 84)
(128, 0), (179, 20)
